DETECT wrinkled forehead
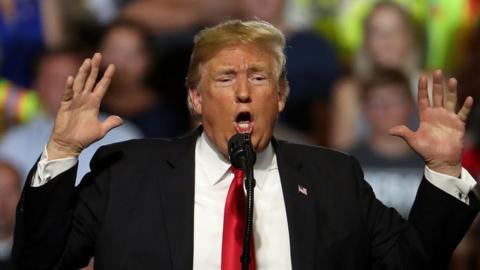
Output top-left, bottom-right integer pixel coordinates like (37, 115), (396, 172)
(199, 44), (279, 76)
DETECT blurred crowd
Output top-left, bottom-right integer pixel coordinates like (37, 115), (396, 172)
(1, 0), (479, 269)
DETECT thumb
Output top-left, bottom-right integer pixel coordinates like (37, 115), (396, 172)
(389, 125), (414, 143)
(101, 115), (123, 136)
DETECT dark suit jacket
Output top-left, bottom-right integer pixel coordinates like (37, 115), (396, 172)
(0, 257), (15, 270)
(12, 129), (479, 270)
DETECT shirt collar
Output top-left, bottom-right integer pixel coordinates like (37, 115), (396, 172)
(196, 132), (277, 190)
(0, 236), (12, 259)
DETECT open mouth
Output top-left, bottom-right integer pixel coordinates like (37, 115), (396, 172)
(234, 112), (254, 134)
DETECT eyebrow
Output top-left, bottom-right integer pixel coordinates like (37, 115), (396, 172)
(247, 63), (269, 74)
(212, 63), (271, 77)
(214, 67), (236, 76)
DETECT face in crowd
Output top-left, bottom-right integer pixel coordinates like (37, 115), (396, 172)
(34, 52), (81, 117)
(364, 83), (413, 134)
(365, 3), (413, 69)
(100, 22), (152, 86)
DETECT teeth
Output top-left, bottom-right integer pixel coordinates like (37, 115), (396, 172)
(234, 120), (253, 134)
(238, 122), (249, 129)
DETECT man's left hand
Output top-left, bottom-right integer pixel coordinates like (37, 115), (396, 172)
(389, 70), (474, 177)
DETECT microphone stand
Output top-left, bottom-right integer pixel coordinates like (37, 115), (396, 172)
(241, 165), (255, 270)
(227, 133), (256, 270)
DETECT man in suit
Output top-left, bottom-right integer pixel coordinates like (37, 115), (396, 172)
(12, 20), (479, 269)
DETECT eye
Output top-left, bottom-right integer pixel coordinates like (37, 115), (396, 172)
(216, 76), (234, 86)
(250, 74), (268, 85)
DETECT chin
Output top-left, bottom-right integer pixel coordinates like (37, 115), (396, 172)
(251, 133), (271, 152)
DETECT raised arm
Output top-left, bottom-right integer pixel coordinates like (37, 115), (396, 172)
(47, 53), (122, 160)
(358, 70), (478, 268)
(13, 53), (121, 269)
(389, 70), (473, 177)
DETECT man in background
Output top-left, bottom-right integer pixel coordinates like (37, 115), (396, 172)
(349, 69), (423, 217)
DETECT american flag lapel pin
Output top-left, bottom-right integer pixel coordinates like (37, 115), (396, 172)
(297, 185), (308, 196)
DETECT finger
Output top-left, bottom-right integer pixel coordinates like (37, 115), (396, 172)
(93, 64), (115, 98)
(84, 53), (102, 92)
(389, 125), (415, 143)
(62, 76), (74, 101)
(417, 74), (429, 112)
(100, 115), (123, 136)
(432, 70), (444, 107)
(73, 58), (92, 93)
(444, 77), (457, 112)
(458, 96), (474, 122)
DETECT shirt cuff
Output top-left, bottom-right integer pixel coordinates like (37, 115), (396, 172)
(31, 146), (78, 187)
(424, 166), (478, 205)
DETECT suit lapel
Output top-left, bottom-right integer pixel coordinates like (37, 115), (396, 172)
(275, 140), (317, 270)
(157, 129), (200, 270)
(156, 133), (318, 269)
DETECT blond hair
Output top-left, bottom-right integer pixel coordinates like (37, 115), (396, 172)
(186, 20), (289, 118)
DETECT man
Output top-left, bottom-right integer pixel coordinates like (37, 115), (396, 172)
(13, 20), (479, 269)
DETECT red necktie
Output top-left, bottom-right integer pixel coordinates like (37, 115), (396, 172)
(221, 167), (255, 270)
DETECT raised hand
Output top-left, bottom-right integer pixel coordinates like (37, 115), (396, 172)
(389, 70), (474, 177)
(46, 53), (123, 160)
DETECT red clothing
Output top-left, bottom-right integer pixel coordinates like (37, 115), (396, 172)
(463, 147), (480, 180)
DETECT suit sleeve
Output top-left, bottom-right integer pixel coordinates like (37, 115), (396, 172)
(12, 146), (114, 270)
(350, 156), (479, 269)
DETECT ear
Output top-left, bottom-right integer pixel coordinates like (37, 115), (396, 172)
(277, 90), (286, 113)
(189, 87), (202, 115)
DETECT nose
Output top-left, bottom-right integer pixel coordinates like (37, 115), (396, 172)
(235, 78), (251, 103)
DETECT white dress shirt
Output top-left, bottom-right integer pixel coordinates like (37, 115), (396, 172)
(0, 237), (13, 260)
(32, 132), (478, 269)
(193, 133), (292, 269)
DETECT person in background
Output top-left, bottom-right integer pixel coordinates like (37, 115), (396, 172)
(348, 69), (423, 218)
(0, 161), (21, 270)
(0, 79), (40, 135)
(99, 20), (188, 138)
(238, 0), (339, 145)
(83, 0), (130, 25)
(0, 0), (64, 87)
(329, 0), (423, 150)
(0, 49), (142, 184)
(120, 0), (237, 34)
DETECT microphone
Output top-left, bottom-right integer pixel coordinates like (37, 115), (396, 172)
(228, 133), (256, 270)
(228, 133), (256, 171)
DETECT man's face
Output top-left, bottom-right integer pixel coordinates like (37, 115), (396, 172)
(34, 54), (80, 116)
(189, 44), (286, 157)
(364, 85), (413, 134)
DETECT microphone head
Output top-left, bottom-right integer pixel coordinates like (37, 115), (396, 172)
(228, 133), (256, 171)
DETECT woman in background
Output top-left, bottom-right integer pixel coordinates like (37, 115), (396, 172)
(99, 19), (188, 138)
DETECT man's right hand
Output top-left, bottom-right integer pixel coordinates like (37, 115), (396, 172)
(46, 53), (123, 160)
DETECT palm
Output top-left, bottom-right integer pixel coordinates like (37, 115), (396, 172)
(390, 70), (473, 177)
(47, 53), (122, 159)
